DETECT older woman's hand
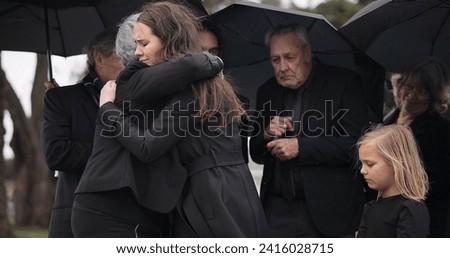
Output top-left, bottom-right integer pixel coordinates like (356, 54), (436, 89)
(99, 80), (117, 107)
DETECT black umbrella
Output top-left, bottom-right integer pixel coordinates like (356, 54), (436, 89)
(209, 1), (385, 121)
(339, 0), (450, 73)
(0, 0), (207, 80)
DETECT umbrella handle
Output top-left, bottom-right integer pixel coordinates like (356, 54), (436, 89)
(44, 0), (54, 81)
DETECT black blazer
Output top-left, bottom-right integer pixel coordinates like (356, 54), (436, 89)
(41, 72), (100, 237)
(75, 53), (223, 213)
(250, 60), (368, 237)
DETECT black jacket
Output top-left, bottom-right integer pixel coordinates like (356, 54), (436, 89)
(41, 69), (102, 237)
(250, 60), (368, 237)
(75, 53), (223, 213)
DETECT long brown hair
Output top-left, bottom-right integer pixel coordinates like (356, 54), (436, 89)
(138, 1), (245, 125)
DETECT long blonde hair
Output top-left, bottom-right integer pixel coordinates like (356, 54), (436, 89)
(357, 124), (429, 201)
(137, 1), (245, 125)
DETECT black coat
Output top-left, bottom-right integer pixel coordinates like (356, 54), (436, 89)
(75, 53), (223, 213)
(98, 86), (269, 237)
(250, 60), (368, 237)
(41, 70), (101, 237)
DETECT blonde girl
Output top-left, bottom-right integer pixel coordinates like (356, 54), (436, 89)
(357, 124), (429, 237)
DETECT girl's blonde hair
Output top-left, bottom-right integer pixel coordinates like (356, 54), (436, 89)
(357, 124), (429, 201)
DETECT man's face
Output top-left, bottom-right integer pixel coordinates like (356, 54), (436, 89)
(96, 51), (124, 83)
(198, 30), (220, 56)
(269, 33), (312, 90)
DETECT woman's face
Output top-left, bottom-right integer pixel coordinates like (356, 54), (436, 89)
(398, 82), (431, 115)
(134, 22), (163, 66)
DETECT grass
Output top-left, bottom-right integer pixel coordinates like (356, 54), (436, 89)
(14, 226), (48, 238)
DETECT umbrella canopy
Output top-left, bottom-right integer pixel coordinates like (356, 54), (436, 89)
(0, 0), (151, 57)
(339, 0), (450, 73)
(0, 0), (207, 79)
(209, 1), (385, 121)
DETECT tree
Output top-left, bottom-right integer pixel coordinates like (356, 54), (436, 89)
(313, 0), (363, 28)
(0, 57), (14, 237)
(2, 53), (55, 229)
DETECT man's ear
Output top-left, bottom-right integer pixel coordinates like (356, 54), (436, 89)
(94, 51), (103, 67)
(303, 45), (312, 64)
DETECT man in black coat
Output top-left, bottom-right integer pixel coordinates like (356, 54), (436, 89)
(250, 23), (368, 237)
(41, 29), (124, 237)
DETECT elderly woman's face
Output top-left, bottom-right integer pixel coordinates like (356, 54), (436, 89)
(398, 82), (431, 114)
(134, 22), (163, 66)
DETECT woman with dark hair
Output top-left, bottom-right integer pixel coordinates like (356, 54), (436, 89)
(96, 1), (268, 237)
(71, 12), (224, 238)
(384, 56), (450, 237)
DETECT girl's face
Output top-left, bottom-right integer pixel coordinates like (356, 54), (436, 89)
(134, 22), (163, 66)
(359, 140), (400, 198)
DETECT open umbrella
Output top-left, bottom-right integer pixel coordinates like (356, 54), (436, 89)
(209, 1), (385, 121)
(0, 0), (207, 80)
(339, 0), (450, 73)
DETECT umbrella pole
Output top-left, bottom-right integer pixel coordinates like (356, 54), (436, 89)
(44, 0), (54, 81)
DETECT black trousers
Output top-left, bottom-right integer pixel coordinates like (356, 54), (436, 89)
(264, 193), (324, 238)
(72, 201), (164, 238)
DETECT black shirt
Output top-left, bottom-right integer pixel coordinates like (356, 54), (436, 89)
(357, 195), (430, 237)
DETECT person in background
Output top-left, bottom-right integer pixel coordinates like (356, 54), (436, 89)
(199, 19), (251, 163)
(41, 28), (124, 237)
(250, 23), (368, 237)
(384, 56), (450, 237)
(115, 13), (140, 66)
(357, 124), (430, 237)
(96, 1), (269, 237)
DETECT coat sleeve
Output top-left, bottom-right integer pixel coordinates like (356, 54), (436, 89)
(249, 83), (272, 165)
(98, 90), (194, 163)
(41, 89), (92, 173)
(116, 52), (223, 103)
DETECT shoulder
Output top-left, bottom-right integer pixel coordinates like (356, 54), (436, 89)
(44, 83), (85, 99)
(316, 61), (361, 85)
(400, 198), (429, 217)
(117, 61), (148, 83)
(317, 61), (358, 77)
(256, 77), (281, 95)
(429, 112), (450, 131)
(397, 197), (430, 237)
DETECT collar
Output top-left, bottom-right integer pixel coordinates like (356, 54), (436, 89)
(302, 59), (317, 92)
(82, 65), (103, 92)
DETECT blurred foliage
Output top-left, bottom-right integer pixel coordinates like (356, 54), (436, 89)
(313, 0), (367, 28)
(203, 0), (375, 29)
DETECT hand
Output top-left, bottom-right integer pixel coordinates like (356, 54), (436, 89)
(100, 80), (117, 107)
(44, 80), (59, 91)
(266, 138), (299, 161)
(263, 116), (293, 141)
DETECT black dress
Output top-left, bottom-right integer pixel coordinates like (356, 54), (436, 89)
(357, 195), (430, 237)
